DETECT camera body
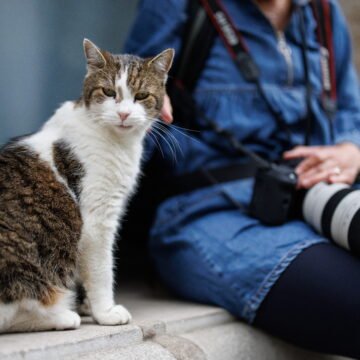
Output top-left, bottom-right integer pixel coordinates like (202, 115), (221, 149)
(249, 164), (304, 225)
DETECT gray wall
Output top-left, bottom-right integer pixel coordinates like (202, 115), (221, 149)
(0, 0), (139, 145)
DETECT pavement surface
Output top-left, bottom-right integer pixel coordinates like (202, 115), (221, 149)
(0, 283), (353, 360)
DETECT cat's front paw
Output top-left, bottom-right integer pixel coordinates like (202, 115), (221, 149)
(54, 310), (81, 330)
(93, 305), (132, 325)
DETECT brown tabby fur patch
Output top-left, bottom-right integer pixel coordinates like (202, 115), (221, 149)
(0, 143), (82, 303)
(53, 141), (85, 199)
(40, 287), (63, 307)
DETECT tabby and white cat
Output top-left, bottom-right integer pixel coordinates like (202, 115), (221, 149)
(0, 39), (174, 332)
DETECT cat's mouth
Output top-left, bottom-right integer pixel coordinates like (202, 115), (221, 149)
(117, 124), (133, 130)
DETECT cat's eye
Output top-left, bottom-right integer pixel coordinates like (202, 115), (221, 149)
(135, 92), (150, 101)
(102, 88), (116, 98)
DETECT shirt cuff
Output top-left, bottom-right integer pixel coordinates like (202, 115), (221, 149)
(335, 129), (360, 147)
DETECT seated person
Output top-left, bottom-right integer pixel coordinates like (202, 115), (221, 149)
(125, 0), (360, 357)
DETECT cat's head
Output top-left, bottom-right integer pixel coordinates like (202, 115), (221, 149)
(81, 39), (174, 135)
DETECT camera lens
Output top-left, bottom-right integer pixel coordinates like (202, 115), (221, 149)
(302, 182), (360, 254)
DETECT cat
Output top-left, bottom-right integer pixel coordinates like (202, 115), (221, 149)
(0, 39), (174, 332)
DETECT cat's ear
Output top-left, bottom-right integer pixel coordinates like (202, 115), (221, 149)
(148, 48), (175, 74)
(83, 38), (107, 69)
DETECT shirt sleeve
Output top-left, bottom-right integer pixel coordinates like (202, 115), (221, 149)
(332, 1), (360, 146)
(123, 0), (187, 58)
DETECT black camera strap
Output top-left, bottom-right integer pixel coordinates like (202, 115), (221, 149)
(170, 1), (271, 168)
(310, 0), (337, 141)
(199, 0), (294, 145)
(174, 1), (217, 93)
(164, 0), (337, 199)
(311, 0), (337, 117)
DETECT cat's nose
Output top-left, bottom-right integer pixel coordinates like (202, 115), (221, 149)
(118, 112), (130, 122)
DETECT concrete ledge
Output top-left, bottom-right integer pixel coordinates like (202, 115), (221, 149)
(0, 284), (353, 360)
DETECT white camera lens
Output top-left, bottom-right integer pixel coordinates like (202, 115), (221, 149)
(302, 182), (360, 253)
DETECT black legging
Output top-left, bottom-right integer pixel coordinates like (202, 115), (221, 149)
(254, 243), (360, 359)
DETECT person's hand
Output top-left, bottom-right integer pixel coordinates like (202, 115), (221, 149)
(283, 143), (360, 189)
(160, 94), (173, 124)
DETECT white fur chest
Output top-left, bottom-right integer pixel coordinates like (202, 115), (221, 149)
(74, 132), (143, 221)
(82, 142), (141, 201)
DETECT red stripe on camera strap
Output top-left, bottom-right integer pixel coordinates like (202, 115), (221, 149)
(198, 0), (248, 58)
(311, 0), (337, 115)
(198, 0), (260, 82)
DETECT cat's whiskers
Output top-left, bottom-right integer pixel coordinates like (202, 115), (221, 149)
(148, 116), (200, 133)
(150, 127), (178, 163)
(151, 123), (183, 157)
(148, 117), (202, 145)
(147, 130), (165, 158)
(149, 119), (182, 155)
(159, 122), (200, 134)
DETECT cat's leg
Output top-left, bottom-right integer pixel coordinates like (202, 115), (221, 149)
(6, 289), (80, 333)
(77, 296), (92, 316)
(78, 219), (131, 326)
(76, 282), (92, 316)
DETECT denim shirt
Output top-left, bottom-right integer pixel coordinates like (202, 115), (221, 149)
(125, 0), (360, 172)
(124, 1), (360, 322)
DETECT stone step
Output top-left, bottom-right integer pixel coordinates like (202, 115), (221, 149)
(0, 284), (353, 360)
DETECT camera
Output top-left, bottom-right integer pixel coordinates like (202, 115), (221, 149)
(249, 164), (360, 255)
(249, 163), (303, 225)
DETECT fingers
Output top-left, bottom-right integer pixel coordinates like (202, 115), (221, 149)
(329, 169), (358, 185)
(299, 158), (335, 178)
(283, 144), (360, 189)
(298, 170), (331, 189)
(295, 155), (323, 175)
(284, 146), (332, 188)
(297, 159), (337, 189)
(160, 94), (173, 124)
(283, 146), (322, 160)
(298, 162), (358, 189)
